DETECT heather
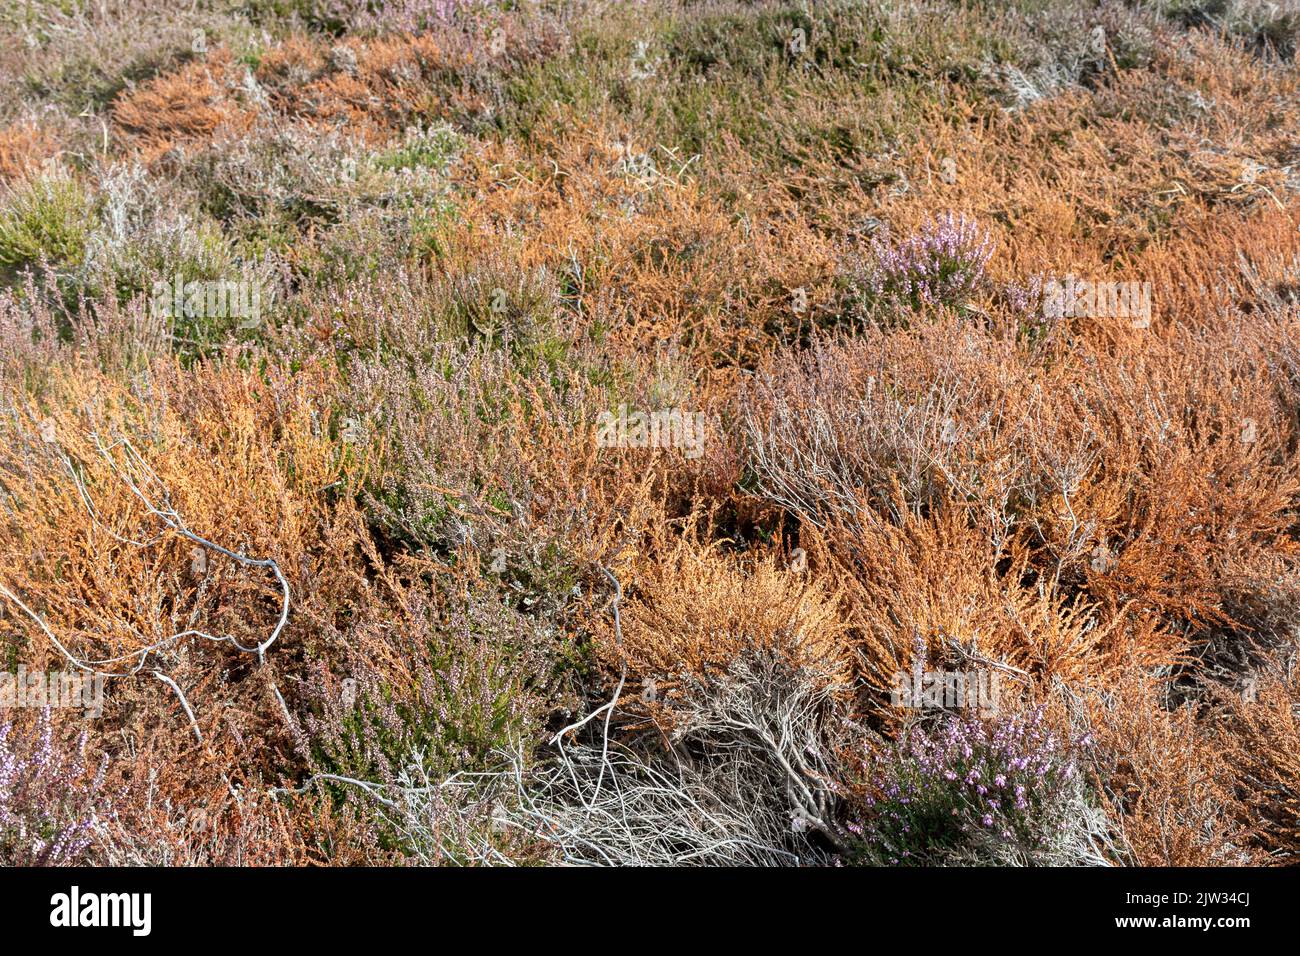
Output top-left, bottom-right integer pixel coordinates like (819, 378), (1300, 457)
(0, 0), (1297, 867)
(850, 707), (1104, 866)
(0, 711), (106, 865)
(859, 212), (994, 316)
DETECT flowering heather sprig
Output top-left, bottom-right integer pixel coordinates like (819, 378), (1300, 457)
(1002, 273), (1046, 319)
(847, 706), (1092, 865)
(1000, 273), (1063, 345)
(0, 710), (107, 866)
(866, 212), (993, 313)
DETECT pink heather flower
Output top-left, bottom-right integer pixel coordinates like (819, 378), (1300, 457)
(850, 704), (1087, 863)
(0, 710), (106, 866)
(867, 212), (994, 312)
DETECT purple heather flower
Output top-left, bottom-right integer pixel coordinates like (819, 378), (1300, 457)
(867, 212), (994, 312)
(1, 710), (106, 866)
(850, 705), (1087, 863)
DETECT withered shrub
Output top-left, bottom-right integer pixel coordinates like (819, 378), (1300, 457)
(602, 518), (853, 696)
(1, 0), (1299, 868)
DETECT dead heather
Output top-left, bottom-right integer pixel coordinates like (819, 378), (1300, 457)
(0, 0), (1298, 866)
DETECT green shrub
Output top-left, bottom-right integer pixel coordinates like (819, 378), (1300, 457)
(0, 173), (92, 273)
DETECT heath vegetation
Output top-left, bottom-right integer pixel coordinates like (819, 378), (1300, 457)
(0, 0), (1298, 866)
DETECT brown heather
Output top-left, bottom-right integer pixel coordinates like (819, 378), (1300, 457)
(0, 0), (1298, 865)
